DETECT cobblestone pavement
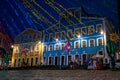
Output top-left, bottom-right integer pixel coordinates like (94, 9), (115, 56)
(0, 70), (120, 80)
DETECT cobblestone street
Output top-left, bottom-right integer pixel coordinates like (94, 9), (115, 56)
(0, 70), (120, 80)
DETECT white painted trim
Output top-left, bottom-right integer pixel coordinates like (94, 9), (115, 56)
(81, 52), (87, 65)
(89, 39), (95, 47)
(61, 31), (66, 39)
(43, 56), (46, 65)
(67, 54), (72, 65)
(49, 33), (53, 40)
(60, 55), (65, 66)
(74, 28), (80, 37)
(54, 44), (59, 51)
(48, 56), (52, 65)
(43, 45), (47, 52)
(67, 29), (72, 37)
(74, 9), (81, 19)
(97, 38), (103, 46)
(81, 40), (87, 48)
(74, 40), (80, 48)
(61, 43), (65, 50)
(54, 56), (58, 65)
(55, 32), (59, 39)
(96, 24), (103, 33)
(74, 54), (79, 61)
(81, 27), (87, 35)
(49, 45), (53, 51)
(88, 25), (94, 35)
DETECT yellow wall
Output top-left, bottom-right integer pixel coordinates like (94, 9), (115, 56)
(11, 42), (43, 68)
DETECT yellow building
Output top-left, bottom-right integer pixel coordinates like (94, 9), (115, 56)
(11, 28), (43, 68)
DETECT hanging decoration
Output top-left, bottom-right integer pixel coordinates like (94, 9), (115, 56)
(65, 41), (72, 52)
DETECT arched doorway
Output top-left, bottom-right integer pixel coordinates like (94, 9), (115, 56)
(61, 56), (65, 66)
(54, 56), (58, 65)
(31, 58), (33, 66)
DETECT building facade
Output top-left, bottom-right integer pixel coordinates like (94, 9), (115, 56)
(0, 32), (12, 67)
(12, 8), (114, 67)
(11, 29), (43, 67)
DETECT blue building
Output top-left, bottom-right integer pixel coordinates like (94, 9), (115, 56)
(42, 8), (111, 66)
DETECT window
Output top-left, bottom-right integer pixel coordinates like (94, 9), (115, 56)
(49, 33), (53, 41)
(44, 57), (46, 64)
(97, 24), (102, 33)
(88, 26), (94, 34)
(55, 32), (59, 39)
(81, 27), (87, 35)
(98, 38), (103, 46)
(61, 44), (65, 50)
(33, 34), (36, 39)
(62, 14), (66, 20)
(36, 45), (39, 51)
(49, 57), (52, 65)
(67, 30), (72, 38)
(49, 45), (52, 51)
(75, 42), (79, 48)
(82, 40), (87, 48)
(74, 28), (80, 38)
(55, 45), (59, 50)
(44, 46), (47, 52)
(44, 34), (48, 41)
(89, 39), (94, 47)
(67, 10), (72, 19)
(36, 58), (38, 64)
(61, 31), (65, 39)
(31, 46), (34, 52)
(14, 59), (16, 67)
(16, 46), (19, 53)
(74, 10), (80, 18)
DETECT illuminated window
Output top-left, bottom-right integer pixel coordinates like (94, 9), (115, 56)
(31, 46), (34, 52)
(89, 39), (94, 47)
(55, 32), (59, 39)
(82, 40), (87, 48)
(97, 24), (102, 33)
(88, 26), (94, 34)
(55, 44), (59, 50)
(74, 28), (80, 38)
(81, 27), (87, 35)
(36, 45), (39, 51)
(44, 34), (48, 41)
(74, 10), (80, 18)
(75, 42), (79, 48)
(49, 45), (52, 51)
(49, 33), (53, 41)
(98, 38), (103, 46)
(16, 46), (19, 53)
(67, 30), (72, 38)
(61, 31), (65, 39)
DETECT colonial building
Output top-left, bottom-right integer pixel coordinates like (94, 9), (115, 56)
(12, 8), (115, 67)
(11, 28), (43, 67)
